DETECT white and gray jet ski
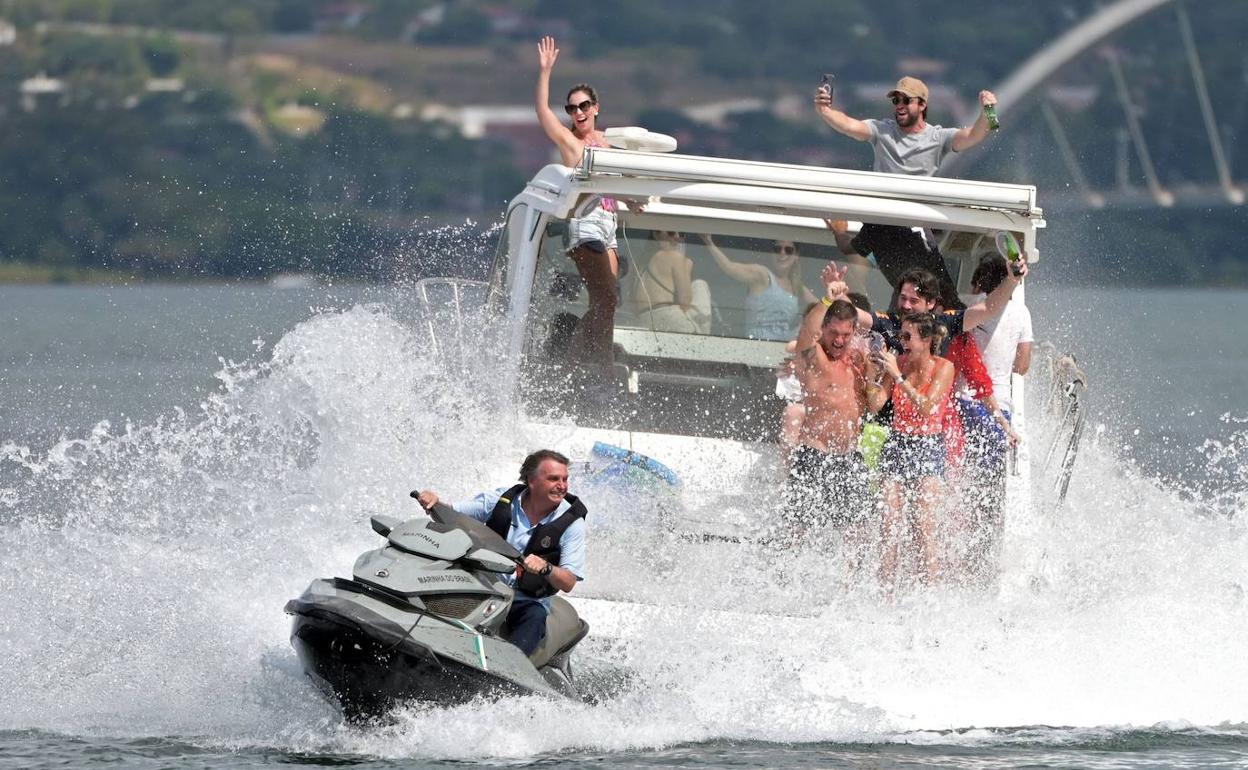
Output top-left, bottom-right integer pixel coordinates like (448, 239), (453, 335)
(285, 494), (588, 719)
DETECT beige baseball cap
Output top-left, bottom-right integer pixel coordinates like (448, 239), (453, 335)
(887, 76), (929, 103)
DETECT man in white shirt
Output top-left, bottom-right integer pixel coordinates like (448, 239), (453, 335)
(970, 254), (1033, 420)
(960, 253), (1032, 583)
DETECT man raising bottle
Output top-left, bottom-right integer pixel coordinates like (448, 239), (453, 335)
(814, 76), (999, 309)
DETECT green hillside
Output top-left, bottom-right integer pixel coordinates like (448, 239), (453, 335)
(0, 0), (1244, 284)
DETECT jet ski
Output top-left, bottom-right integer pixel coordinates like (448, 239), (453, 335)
(284, 494), (588, 720)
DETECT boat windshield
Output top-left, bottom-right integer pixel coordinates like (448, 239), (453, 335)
(517, 219), (969, 441)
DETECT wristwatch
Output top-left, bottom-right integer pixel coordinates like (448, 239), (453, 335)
(539, 562), (553, 577)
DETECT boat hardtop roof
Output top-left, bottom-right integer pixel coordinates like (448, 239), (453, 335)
(512, 146), (1045, 261)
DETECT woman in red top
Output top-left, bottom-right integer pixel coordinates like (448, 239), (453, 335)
(945, 331), (1019, 461)
(868, 312), (955, 588)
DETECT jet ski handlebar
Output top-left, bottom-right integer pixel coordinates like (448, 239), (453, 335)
(408, 490), (524, 563)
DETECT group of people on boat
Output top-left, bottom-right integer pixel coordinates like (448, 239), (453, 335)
(775, 258), (1031, 588)
(533, 36), (1035, 588)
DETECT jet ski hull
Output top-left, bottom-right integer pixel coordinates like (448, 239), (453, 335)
(285, 578), (560, 719)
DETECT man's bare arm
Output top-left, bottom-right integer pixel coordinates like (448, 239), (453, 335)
(796, 262), (848, 353)
(964, 260), (1027, 330)
(521, 553), (577, 593)
(819, 260), (869, 326)
(824, 219), (860, 256)
(983, 394), (1021, 445)
(814, 88), (872, 141)
(547, 564), (577, 592)
(951, 90), (997, 152)
(1013, 341), (1033, 375)
(795, 298), (829, 355)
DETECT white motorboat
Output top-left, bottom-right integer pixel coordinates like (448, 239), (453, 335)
(419, 132), (1044, 533)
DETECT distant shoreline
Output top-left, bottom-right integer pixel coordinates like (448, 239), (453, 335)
(3, 261), (1245, 290)
(0, 263), (327, 287)
(0, 262), (131, 285)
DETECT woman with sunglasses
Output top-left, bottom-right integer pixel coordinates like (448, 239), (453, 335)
(700, 235), (817, 341)
(535, 36), (620, 370)
(867, 312), (955, 590)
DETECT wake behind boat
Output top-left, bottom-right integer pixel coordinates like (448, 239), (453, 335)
(284, 496), (587, 720)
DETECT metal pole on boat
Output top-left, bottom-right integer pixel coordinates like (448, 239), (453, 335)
(1041, 353), (1088, 508)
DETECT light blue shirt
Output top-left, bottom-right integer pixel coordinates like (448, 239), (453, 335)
(745, 268), (800, 341)
(453, 487), (587, 606)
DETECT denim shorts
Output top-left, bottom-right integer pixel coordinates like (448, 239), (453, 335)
(566, 203), (618, 252)
(878, 432), (945, 482)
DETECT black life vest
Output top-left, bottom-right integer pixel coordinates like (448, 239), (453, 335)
(486, 484), (588, 599)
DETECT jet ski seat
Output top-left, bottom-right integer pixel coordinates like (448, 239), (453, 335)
(527, 596), (588, 669)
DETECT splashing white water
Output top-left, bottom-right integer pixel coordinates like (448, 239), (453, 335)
(1, 299), (1246, 760)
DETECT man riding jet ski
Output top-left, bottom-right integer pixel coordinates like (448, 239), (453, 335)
(285, 449), (589, 719)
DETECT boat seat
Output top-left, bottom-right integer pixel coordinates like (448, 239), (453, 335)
(528, 596), (588, 669)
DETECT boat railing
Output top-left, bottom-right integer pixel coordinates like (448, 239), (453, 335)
(1038, 343), (1088, 507)
(579, 147), (1041, 215)
(412, 277), (487, 377)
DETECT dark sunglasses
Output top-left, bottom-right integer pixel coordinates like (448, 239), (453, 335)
(564, 99), (595, 115)
(890, 95), (922, 106)
(773, 244), (797, 255)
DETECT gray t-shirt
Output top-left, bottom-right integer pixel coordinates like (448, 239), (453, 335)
(866, 119), (960, 176)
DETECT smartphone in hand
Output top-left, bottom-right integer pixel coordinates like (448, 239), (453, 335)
(868, 331), (885, 355)
(820, 73), (835, 100)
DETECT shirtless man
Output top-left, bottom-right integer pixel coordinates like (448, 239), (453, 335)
(779, 263), (873, 543)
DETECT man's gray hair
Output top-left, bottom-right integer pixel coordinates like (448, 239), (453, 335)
(519, 449), (571, 482)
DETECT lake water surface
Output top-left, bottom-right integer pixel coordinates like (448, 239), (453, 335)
(1, 282), (1245, 769)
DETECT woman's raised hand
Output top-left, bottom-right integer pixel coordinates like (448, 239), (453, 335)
(538, 36), (559, 72)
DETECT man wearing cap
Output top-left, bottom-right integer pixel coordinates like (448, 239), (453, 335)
(814, 76), (999, 309)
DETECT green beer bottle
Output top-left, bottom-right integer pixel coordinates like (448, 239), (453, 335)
(995, 231), (1024, 276)
(983, 102), (1000, 131)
